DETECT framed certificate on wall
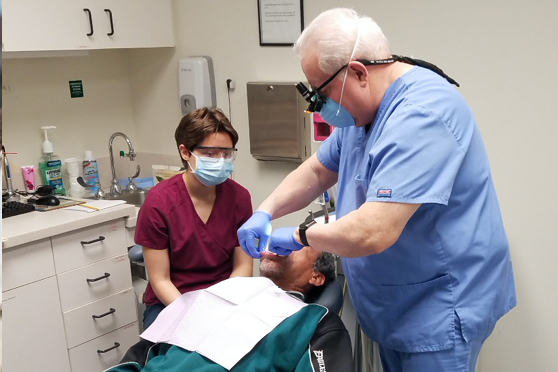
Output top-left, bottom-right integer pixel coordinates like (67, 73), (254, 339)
(258, 0), (304, 46)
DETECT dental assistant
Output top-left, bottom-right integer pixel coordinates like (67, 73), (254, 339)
(238, 8), (516, 372)
(137, 107), (253, 329)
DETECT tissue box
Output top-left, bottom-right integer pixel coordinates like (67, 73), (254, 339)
(152, 165), (184, 184)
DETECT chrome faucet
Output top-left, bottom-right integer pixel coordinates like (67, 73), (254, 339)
(109, 132), (136, 195)
(2, 145), (20, 202)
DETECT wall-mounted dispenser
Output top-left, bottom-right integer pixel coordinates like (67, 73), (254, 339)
(178, 56), (216, 116)
(247, 82), (330, 163)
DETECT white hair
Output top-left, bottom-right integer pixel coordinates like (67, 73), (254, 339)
(294, 8), (391, 76)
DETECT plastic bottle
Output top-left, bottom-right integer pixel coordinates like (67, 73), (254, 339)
(83, 150), (101, 196)
(39, 126), (66, 195)
(65, 157), (87, 198)
(21, 165), (37, 192)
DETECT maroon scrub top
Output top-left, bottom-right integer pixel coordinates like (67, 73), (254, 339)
(135, 173), (253, 306)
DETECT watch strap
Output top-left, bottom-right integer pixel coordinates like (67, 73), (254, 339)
(299, 220), (316, 247)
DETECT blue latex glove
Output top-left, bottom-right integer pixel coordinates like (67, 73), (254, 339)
(238, 211), (272, 259)
(268, 227), (305, 256)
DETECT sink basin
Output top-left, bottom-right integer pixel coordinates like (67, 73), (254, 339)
(105, 189), (150, 207)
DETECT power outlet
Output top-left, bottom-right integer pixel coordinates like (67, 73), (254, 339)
(226, 79), (236, 91)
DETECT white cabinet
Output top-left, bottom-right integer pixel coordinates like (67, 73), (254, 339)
(2, 0), (89, 52)
(2, 238), (56, 291)
(126, 226), (136, 248)
(2, 218), (140, 372)
(3, 0), (174, 53)
(57, 254), (133, 311)
(94, 1), (175, 49)
(55, 220), (140, 371)
(4, 278), (72, 372)
(68, 322), (140, 372)
(63, 289), (137, 348)
(52, 219), (128, 274)
(3, 239), (71, 372)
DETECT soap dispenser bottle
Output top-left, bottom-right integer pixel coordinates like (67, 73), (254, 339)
(39, 126), (66, 195)
(83, 150), (101, 196)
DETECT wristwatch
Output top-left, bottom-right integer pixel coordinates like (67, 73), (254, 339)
(299, 215), (317, 247)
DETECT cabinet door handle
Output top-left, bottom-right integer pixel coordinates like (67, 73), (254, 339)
(86, 272), (111, 283)
(97, 342), (120, 354)
(104, 9), (115, 36)
(81, 236), (106, 245)
(92, 307), (116, 319)
(83, 8), (94, 36)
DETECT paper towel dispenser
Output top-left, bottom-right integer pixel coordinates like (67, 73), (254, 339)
(179, 56), (216, 115)
(247, 82), (314, 162)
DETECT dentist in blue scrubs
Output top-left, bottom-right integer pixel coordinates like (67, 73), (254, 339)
(238, 8), (516, 372)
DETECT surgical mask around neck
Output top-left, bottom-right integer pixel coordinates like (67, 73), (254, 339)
(188, 152), (235, 186)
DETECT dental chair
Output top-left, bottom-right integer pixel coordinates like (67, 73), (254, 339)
(306, 276), (344, 314)
(129, 244), (143, 257)
(120, 246), (351, 371)
(128, 245), (148, 332)
(128, 244), (146, 272)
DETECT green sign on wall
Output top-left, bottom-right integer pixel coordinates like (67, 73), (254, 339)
(69, 80), (84, 98)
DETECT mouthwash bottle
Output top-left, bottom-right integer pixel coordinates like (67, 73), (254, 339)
(83, 150), (101, 196)
(39, 126), (66, 195)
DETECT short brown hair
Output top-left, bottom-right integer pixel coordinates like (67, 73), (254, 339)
(175, 107), (239, 168)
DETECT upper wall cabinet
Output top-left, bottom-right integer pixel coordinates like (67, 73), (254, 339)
(2, 0), (175, 53)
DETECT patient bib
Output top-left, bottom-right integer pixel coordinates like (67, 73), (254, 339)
(141, 277), (307, 369)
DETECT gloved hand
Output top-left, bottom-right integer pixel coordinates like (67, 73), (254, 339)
(238, 211), (272, 259)
(268, 227), (304, 256)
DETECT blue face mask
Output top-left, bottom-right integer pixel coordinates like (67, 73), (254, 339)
(319, 97), (357, 128)
(189, 153), (235, 186)
(319, 60), (357, 128)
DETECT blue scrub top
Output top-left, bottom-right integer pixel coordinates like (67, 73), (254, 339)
(318, 67), (516, 353)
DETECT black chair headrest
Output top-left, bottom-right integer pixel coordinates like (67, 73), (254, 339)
(305, 279), (344, 314)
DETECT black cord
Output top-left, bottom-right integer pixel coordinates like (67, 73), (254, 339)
(226, 79), (233, 122)
(228, 89), (232, 122)
(227, 89), (233, 123)
(23, 185), (55, 196)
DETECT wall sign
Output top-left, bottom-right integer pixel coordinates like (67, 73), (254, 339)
(258, 0), (304, 46)
(69, 80), (84, 98)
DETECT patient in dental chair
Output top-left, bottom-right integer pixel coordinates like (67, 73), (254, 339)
(107, 247), (354, 372)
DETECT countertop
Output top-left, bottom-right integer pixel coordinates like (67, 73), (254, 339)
(2, 203), (137, 249)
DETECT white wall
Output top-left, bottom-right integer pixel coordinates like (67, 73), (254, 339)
(2, 50), (139, 189)
(2, 0), (557, 370)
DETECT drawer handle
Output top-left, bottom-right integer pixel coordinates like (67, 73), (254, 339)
(81, 236), (106, 245)
(86, 272), (111, 283)
(97, 342), (121, 354)
(104, 9), (115, 36)
(92, 308), (116, 319)
(83, 8), (94, 36)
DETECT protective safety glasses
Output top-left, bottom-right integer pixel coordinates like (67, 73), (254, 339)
(296, 57), (397, 114)
(192, 146), (237, 160)
(296, 64), (346, 113)
(296, 55), (459, 114)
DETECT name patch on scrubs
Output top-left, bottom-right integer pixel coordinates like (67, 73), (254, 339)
(377, 189), (392, 198)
